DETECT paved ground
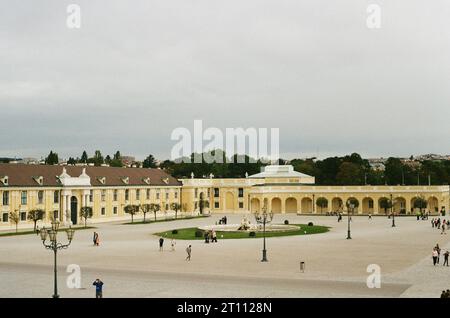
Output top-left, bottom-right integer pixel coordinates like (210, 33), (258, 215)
(0, 214), (449, 298)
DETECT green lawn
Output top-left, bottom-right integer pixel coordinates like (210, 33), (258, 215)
(154, 224), (329, 240)
(0, 226), (96, 237)
(123, 214), (210, 225)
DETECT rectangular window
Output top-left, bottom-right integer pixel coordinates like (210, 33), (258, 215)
(238, 188), (244, 198)
(174, 191), (178, 199)
(113, 190), (118, 201)
(239, 202), (244, 209)
(214, 202), (219, 209)
(2, 213), (8, 222)
(165, 192), (169, 200)
(89, 190), (93, 202)
(53, 210), (59, 220)
(54, 191), (59, 204)
(21, 191), (27, 205)
(195, 188), (198, 198)
(214, 188), (219, 198)
(101, 190), (106, 202)
(156, 191), (160, 200)
(20, 212), (26, 221)
(146, 189), (150, 200)
(125, 189), (129, 201)
(136, 189), (140, 201)
(165, 204), (169, 210)
(3, 191), (9, 205)
(101, 207), (106, 215)
(207, 188), (210, 197)
(38, 191), (44, 204)
(113, 207), (118, 215)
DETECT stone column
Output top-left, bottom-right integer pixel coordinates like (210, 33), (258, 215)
(66, 195), (70, 225)
(62, 195), (67, 223)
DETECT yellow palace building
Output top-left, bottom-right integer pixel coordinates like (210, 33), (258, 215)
(0, 163), (448, 229)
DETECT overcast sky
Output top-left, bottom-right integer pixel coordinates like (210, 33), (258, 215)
(1, 0), (449, 161)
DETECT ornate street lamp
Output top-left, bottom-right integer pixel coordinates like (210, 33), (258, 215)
(39, 220), (75, 298)
(390, 194), (396, 227)
(346, 199), (354, 240)
(254, 202), (274, 262)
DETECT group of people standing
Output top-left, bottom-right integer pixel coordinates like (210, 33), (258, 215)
(159, 236), (192, 261)
(204, 230), (218, 243)
(432, 243), (449, 266)
(431, 218), (449, 235)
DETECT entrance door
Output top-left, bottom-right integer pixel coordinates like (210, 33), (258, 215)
(70, 196), (78, 225)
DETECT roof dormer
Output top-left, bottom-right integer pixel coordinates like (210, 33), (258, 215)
(33, 176), (44, 186)
(0, 176), (8, 186)
(142, 177), (151, 185)
(121, 176), (129, 185)
(97, 177), (106, 185)
(162, 177), (169, 185)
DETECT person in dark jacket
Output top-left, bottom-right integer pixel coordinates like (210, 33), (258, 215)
(93, 278), (104, 298)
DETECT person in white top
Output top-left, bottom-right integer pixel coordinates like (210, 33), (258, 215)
(432, 248), (439, 266)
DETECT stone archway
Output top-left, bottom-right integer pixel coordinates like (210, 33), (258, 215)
(271, 198), (282, 213)
(250, 198), (261, 213)
(285, 197), (298, 213)
(394, 197), (406, 214)
(428, 196), (439, 213)
(301, 197), (313, 213)
(331, 197), (343, 212)
(362, 197), (374, 214)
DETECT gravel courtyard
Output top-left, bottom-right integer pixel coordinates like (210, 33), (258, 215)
(0, 214), (449, 298)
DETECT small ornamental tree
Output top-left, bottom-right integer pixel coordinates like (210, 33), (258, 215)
(316, 197), (328, 213)
(171, 203), (181, 219)
(140, 204), (151, 223)
(80, 206), (93, 228)
(9, 210), (20, 233)
(346, 198), (359, 213)
(379, 198), (392, 214)
(28, 209), (45, 231)
(124, 204), (140, 223)
(413, 197), (428, 213)
(150, 203), (161, 221)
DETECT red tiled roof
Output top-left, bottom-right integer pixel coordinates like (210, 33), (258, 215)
(0, 164), (181, 187)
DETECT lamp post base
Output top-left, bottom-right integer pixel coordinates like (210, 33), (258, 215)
(347, 231), (352, 239)
(261, 250), (268, 262)
(52, 294), (60, 298)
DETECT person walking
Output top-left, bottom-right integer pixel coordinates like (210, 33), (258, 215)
(186, 245), (192, 261)
(159, 237), (164, 251)
(443, 250), (449, 266)
(436, 244), (441, 264)
(442, 222), (447, 235)
(432, 248), (438, 266)
(368, 213), (372, 220)
(171, 238), (176, 251)
(212, 230), (217, 243)
(431, 218), (435, 228)
(93, 278), (104, 298)
(93, 232), (98, 246)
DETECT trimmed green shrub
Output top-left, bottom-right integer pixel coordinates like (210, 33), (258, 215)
(195, 230), (204, 238)
(249, 231), (256, 237)
(284, 220), (289, 225)
(308, 222), (314, 226)
(172, 229), (178, 234)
